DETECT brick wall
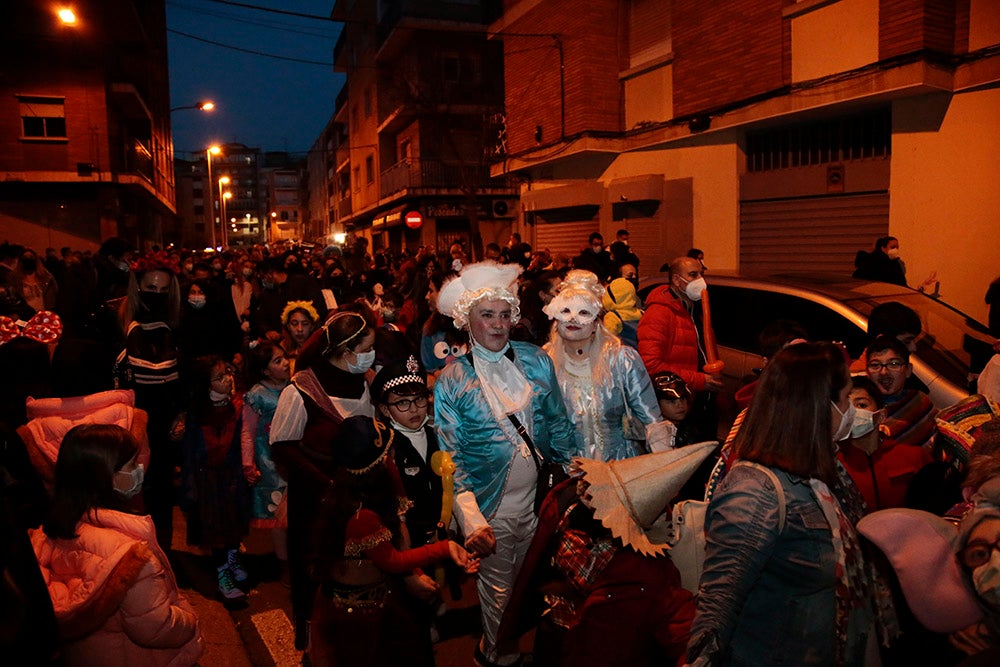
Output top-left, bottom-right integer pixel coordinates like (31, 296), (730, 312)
(502, 0), (622, 155)
(672, 0), (787, 119)
(880, 0), (958, 59)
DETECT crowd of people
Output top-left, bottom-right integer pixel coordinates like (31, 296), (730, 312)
(1, 230), (999, 667)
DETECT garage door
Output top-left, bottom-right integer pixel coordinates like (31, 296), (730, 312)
(740, 193), (889, 275)
(533, 219), (599, 257)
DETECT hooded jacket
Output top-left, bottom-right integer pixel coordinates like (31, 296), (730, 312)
(31, 510), (202, 667)
(637, 285), (706, 392)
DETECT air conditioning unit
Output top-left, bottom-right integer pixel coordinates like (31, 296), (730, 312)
(491, 199), (512, 218)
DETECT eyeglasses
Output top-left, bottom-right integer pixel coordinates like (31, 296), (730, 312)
(958, 538), (1000, 569)
(387, 395), (429, 412)
(866, 359), (907, 372)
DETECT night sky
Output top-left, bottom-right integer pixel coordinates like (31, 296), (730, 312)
(166, 0), (344, 158)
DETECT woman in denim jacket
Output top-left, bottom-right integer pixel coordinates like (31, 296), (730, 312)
(686, 342), (875, 666)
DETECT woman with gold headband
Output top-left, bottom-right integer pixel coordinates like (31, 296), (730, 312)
(279, 300), (320, 373)
(269, 309), (377, 649)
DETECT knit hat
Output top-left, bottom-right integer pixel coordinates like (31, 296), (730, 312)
(371, 354), (428, 405)
(571, 441), (717, 556)
(334, 415), (396, 475)
(437, 261), (521, 330)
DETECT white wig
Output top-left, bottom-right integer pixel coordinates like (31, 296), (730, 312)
(437, 261), (522, 330)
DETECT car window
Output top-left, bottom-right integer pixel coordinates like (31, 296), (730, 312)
(710, 285), (868, 357)
(851, 294), (991, 390)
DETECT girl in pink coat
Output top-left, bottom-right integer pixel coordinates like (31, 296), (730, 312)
(31, 424), (203, 666)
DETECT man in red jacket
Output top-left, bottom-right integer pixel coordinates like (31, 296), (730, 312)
(638, 256), (723, 392)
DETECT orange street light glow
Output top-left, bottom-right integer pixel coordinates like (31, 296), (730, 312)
(57, 8), (77, 24)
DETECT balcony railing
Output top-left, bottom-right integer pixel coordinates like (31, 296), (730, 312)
(380, 159), (495, 196)
(337, 196), (352, 219)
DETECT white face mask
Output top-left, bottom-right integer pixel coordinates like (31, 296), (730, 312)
(114, 464), (144, 498)
(682, 276), (707, 301)
(188, 294), (207, 309)
(348, 348), (376, 374)
(972, 550), (1000, 611)
(832, 401), (856, 442)
(851, 408), (877, 438)
(886, 248), (901, 260)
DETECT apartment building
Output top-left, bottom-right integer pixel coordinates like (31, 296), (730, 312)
(0, 0), (175, 252)
(492, 0), (1000, 323)
(329, 0), (518, 257)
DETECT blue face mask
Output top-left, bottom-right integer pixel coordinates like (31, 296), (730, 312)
(471, 341), (510, 363)
(347, 348), (375, 374)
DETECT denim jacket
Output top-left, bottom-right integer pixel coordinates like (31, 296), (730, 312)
(686, 463), (869, 666)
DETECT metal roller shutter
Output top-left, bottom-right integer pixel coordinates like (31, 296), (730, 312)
(533, 220), (600, 257)
(740, 193), (889, 275)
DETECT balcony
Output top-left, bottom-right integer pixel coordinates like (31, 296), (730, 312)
(337, 195), (352, 219)
(380, 158), (493, 196)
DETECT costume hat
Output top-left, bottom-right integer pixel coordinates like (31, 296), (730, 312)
(437, 261), (521, 329)
(334, 415), (396, 475)
(371, 354), (427, 405)
(571, 441), (717, 556)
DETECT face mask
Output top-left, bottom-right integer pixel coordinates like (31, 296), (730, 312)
(117, 260), (130, 272)
(347, 348), (376, 374)
(682, 276), (707, 301)
(887, 248), (901, 260)
(831, 401), (856, 442)
(851, 408), (876, 438)
(140, 291), (168, 315)
(242, 268), (253, 277)
(262, 278), (275, 290)
(972, 550), (1000, 611)
(113, 464), (144, 498)
(188, 295), (206, 309)
(209, 388), (231, 403)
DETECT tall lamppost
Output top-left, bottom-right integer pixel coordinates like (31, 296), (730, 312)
(205, 145), (221, 248)
(219, 176), (232, 249)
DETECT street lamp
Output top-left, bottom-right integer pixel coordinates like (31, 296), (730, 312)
(219, 177), (232, 249)
(170, 100), (215, 113)
(205, 145), (221, 248)
(57, 8), (77, 25)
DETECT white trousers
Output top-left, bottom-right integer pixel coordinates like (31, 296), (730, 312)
(477, 511), (538, 662)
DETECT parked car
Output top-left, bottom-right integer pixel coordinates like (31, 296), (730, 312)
(637, 272), (995, 414)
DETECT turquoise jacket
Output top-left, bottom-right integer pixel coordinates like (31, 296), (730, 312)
(433, 341), (576, 520)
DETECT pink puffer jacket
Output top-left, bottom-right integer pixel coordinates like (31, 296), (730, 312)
(31, 510), (203, 667)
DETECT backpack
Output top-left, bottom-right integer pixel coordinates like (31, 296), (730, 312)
(667, 460), (786, 594)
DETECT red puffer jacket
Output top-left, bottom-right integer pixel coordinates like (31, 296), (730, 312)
(637, 286), (705, 392)
(31, 510), (202, 667)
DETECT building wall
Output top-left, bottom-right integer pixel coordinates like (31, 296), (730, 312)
(890, 88), (1000, 323)
(672, 0), (787, 118)
(791, 0), (880, 83)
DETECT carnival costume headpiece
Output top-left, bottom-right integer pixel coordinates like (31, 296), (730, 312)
(281, 300), (320, 326)
(542, 269), (604, 325)
(321, 311), (368, 357)
(571, 441), (717, 556)
(371, 355), (427, 405)
(437, 261), (522, 330)
(0, 310), (63, 346)
(336, 415), (396, 475)
(129, 250), (180, 275)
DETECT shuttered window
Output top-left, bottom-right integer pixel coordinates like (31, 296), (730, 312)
(533, 219), (600, 257)
(739, 193), (889, 275)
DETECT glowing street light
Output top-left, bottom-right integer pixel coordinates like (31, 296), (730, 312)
(170, 100), (215, 113)
(57, 8), (77, 25)
(219, 178), (233, 249)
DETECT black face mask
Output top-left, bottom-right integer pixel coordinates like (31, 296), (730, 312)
(21, 258), (37, 273)
(139, 291), (169, 320)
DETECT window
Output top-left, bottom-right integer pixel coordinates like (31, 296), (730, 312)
(280, 211), (289, 221)
(19, 96), (66, 139)
(194, 205), (205, 215)
(365, 155), (374, 183)
(353, 166), (361, 191)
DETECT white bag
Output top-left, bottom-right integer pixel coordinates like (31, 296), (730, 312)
(667, 460), (786, 595)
